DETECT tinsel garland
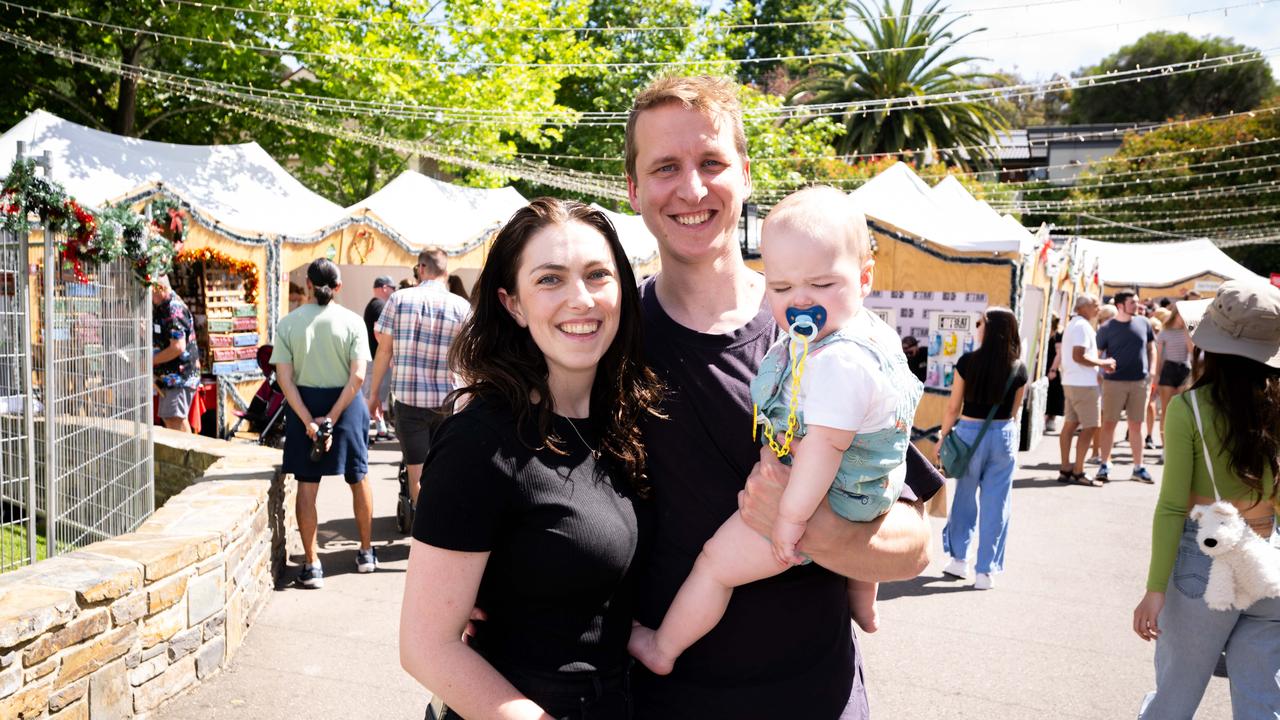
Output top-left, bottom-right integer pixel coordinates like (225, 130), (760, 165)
(175, 246), (259, 303)
(1, 158), (173, 287)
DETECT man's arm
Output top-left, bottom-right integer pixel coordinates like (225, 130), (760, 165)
(1072, 345), (1116, 370)
(367, 331), (394, 419)
(153, 336), (186, 365)
(739, 446), (930, 582)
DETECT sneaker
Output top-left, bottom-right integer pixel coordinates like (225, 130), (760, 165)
(942, 558), (970, 579)
(1132, 467), (1155, 484)
(1094, 462), (1110, 483)
(356, 547), (378, 573)
(1144, 436), (1156, 450)
(297, 563), (324, 589)
(1086, 455), (1102, 466)
(974, 573), (994, 590)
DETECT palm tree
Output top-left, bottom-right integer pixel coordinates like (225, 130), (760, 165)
(787, 0), (1008, 167)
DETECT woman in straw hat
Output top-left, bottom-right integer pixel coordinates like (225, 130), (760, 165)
(1132, 279), (1280, 718)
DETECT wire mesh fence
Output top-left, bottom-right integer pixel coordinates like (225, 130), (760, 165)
(0, 222), (154, 572)
(34, 234), (154, 554)
(0, 228), (36, 571)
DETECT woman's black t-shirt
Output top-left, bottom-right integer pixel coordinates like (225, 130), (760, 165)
(955, 354), (1029, 420)
(412, 395), (640, 677)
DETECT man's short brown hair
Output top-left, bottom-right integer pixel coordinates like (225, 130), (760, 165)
(417, 246), (447, 280)
(624, 75), (748, 182)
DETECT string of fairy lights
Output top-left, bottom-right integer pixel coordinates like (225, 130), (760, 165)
(3, 0), (1271, 76)
(2, 1), (1278, 245)
(158, 0), (1096, 33)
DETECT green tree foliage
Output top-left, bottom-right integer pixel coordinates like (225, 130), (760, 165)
(1069, 32), (1276, 124)
(983, 71), (1071, 128)
(0, 0), (603, 204)
(785, 0), (1008, 167)
(724, 0), (846, 91)
(1063, 101), (1280, 274)
(509, 0), (843, 210)
(0, 0), (286, 142)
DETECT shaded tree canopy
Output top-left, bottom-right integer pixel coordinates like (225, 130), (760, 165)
(1069, 31), (1275, 124)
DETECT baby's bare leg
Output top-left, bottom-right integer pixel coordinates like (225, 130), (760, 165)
(848, 579), (879, 633)
(629, 512), (787, 675)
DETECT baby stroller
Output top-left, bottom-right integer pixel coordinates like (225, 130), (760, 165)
(395, 461), (413, 534)
(228, 345), (287, 448)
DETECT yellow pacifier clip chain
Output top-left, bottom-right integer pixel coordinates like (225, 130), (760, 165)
(753, 332), (811, 459)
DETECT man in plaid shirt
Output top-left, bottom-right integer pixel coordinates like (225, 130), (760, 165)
(367, 246), (470, 505)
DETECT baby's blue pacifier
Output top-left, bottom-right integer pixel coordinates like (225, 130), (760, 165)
(785, 305), (827, 338)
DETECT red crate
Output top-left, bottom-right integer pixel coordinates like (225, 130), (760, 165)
(233, 317), (257, 331)
(212, 348), (238, 362)
(207, 334), (234, 348)
(236, 347), (257, 360)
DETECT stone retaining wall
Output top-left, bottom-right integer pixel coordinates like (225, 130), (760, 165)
(0, 429), (289, 718)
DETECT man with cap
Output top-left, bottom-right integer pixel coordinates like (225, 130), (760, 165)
(364, 275), (395, 438)
(366, 247), (470, 507)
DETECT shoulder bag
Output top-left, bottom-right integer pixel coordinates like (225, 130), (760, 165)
(939, 368), (1018, 478)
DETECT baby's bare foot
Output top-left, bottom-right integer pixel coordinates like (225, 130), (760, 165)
(627, 624), (675, 675)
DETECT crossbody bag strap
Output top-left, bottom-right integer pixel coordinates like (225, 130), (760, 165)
(1187, 388), (1222, 503)
(968, 367), (1020, 451)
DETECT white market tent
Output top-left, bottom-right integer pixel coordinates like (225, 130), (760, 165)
(0, 109), (345, 238)
(345, 170), (528, 253)
(849, 161), (1033, 254)
(931, 175), (1037, 255)
(590, 204), (659, 267)
(1074, 237), (1263, 291)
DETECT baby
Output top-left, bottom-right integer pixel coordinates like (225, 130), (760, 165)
(629, 185), (923, 675)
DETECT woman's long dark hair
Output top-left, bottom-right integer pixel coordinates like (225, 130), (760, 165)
(1191, 351), (1280, 500)
(446, 198), (664, 493)
(964, 306), (1021, 405)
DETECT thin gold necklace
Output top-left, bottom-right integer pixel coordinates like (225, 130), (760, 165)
(564, 416), (600, 460)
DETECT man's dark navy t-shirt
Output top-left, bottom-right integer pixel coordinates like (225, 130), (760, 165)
(632, 278), (941, 720)
(1097, 316), (1155, 381)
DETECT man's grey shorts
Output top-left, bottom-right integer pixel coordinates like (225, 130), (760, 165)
(157, 386), (195, 420)
(394, 401), (447, 466)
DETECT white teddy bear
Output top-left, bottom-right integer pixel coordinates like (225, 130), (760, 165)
(1190, 501), (1280, 612)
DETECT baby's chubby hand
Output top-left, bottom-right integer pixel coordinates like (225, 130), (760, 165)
(771, 518), (807, 566)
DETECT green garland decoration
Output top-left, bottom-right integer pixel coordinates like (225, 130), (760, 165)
(1, 158), (173, 287)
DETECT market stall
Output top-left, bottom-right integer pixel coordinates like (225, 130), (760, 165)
(591, 204), (661, 279)
(0, 109), (347, 435)
(306, 170), (531, 314)
(1074, 237), (1263, 300)
(849, 163), (1040, 464)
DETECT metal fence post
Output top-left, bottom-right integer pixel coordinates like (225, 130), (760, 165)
(38, 153), (57, 558)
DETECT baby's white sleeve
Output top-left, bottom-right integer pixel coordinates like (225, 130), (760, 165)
(799, 343), (899, 433)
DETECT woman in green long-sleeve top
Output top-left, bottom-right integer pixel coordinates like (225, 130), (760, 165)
(1131, 279), (1280, 719)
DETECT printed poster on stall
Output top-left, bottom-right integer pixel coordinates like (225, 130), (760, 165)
(926, 310), (983, 391)
(865, 289), (989, 342)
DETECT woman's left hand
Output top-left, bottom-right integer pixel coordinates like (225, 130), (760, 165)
(1133, 591), (1164, 641)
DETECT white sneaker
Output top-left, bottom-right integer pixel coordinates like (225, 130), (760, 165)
(974, 573), (994, 590)
(942, 558), (970, 579)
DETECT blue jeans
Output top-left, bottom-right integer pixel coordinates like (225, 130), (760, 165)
(942, 418), (1018, 574)
(1138, 520), (1280, 719)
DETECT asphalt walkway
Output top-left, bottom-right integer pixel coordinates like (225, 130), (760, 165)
(159, 429), (1233, 719)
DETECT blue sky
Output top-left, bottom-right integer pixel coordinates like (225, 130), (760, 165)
(942, 0), (1279, 79)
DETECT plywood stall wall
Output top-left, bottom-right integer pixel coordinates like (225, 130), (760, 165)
(865, 222), (1023, 462)
(275, 223), (495, 324)
(1102, 272), (1228, 301)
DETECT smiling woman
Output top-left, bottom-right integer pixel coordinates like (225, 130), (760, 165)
(398, 198), (664, 720)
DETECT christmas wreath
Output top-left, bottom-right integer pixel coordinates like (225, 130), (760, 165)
(1, 158), (174, 287)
